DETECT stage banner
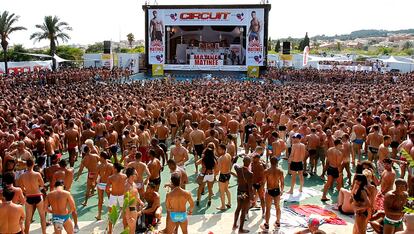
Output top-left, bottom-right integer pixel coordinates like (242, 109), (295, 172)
(247, 66), (260, 78)
(0, 60), (52, 74)
(152, 64), (164, 76)
(101, 54), (113, 69)
(280, 54), (293, 61)
(148, 8), (265, 67)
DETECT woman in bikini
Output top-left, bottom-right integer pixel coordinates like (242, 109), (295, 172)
(351, 174), (371, 234)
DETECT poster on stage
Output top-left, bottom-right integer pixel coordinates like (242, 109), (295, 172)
(152, 64), (164, 76)
(247, 66), (260, 78)
(147, 7), (265, 68)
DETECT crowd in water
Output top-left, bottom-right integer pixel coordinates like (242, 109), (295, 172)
(0, 66), (413, 234)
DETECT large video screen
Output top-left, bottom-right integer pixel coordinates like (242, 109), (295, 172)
(148, 8), (265, 70)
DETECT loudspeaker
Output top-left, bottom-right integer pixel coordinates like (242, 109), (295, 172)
(282, 41), (291, 54)
(103, 41), (112, 54)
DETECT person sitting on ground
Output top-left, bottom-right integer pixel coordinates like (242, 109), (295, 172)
(294, 217), (323, 234)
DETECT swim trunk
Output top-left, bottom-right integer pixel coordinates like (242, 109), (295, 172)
(52, 214), (71, 231)
(368, 146), (379, 154)
(267, 145), (273, 151)
(316, 147), (326, 161)
(290, 161), (303, 171)
(88, 172), (97, 180)
(253, 183), (262, 190)
(218, 173), (231, 183)
(194, 144), (204, 157)
(384, 216), (403, 228)
(170, 212), (187, 223)
(97, 182), (107, 190)
(108, 194), (124, 207)
(390, 141), (399, 149)
(149, 177), (161, 186)
(353, 139), (364, 145)
(139, 146), (149, 164)
(26, 194), (43, 205)
(327, 166), (339, 179)
(267, 188), (281, 197)
(203, 174), (214, 183)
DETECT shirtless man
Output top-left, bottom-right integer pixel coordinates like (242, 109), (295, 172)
(366, 125), (383, 162)
(254, 107), (265, 132)
(288, 133), (306, 194)
(44, 130), (56, 167)
(107, 126), (119, 162)
(227, 115), (240, 150)
(271, 132), (286, 162)
(378, 135), (392, 175)
(138, 124), (151, 164)
(217, 144), (232, 210)
(147, 149), (162, 192)
(2, 172), (25, 205)
(261, 157), (284, 231)
(389, 120), (402, 159)
(44, 180), (76, 234)
(75, 145), (100, 206)
(156, 118), (169, 146)
(122, 130), (138, 154)
(124, 167), (144, 234)
(143, 183), (162, 228)
(169, 108), (179, 141)
(248, 10), (261, 42)
(9, 141), (32, 179)
(233, 157), (253, 233)
(352, 118), (366, 162)
(340, 134), (352, 185)
(95, 152), (114, 220)
(190, 122), (205, 173)
(18, 158), (46, 234)
(165, 173), (194, 234)
(375, 158), (396, 212)
(305, 128), (320, 175)
(321, 139), (343, 201)
(150, 10), (164, 42)
(251, 151), (266, 216)
(106, 163), (127, 234)
(64, 121), (80, 167)
(170, 137), (189, 169)
(383, 179), (408, 234)
(127, 152), (151, 198)
(0, 189), (25, 234)
(226, 134), (237, 163)
(166, 159), (189, 189)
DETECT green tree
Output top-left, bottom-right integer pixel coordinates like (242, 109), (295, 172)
(267, 37), (272, 51)
(86, 42), (104, 53)
(9, 44), (31, 62)
(0, 11), (26, 74)
(127, 33), (135, 48)
(402, 41), (413, 50)
(30, 16), (72, 71)
(336, 42), (341, 51)
(56, 45), (84, 61)
(299, 32), (310, 51)
(274, 39), (280, 53)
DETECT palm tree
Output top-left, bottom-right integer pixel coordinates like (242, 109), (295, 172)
(30, 16), (72, 71)
(0, 11), (26, 75)
(127, 33), (135, 48)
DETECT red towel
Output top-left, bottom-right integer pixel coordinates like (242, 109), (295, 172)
(290, 204), (347, 225)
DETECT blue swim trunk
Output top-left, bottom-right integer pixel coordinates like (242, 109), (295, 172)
(353, 139), (364, 145)
(170, 212), (187, 223)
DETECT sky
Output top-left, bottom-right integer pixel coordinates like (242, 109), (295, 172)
(4, 0), (414, 48)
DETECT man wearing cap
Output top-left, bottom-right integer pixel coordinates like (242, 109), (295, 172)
(288, 133), (306, 194)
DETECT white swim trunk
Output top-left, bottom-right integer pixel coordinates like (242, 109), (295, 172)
(97, 182), (107, 190)
(108, 195), (124, 207)
(203, 174), (215, 182)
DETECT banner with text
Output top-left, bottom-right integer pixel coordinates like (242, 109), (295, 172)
(148, 8), (265, 67)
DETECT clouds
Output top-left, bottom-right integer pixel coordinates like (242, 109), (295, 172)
(4, 0), (414, 48)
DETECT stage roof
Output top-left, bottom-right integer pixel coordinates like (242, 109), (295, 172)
(142, 4), (271, 11)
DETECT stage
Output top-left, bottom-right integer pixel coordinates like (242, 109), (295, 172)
(143, 4), (271, 77)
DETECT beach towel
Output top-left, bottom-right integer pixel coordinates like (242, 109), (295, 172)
(281, 188), (322, 202)
(290, 204), (347, 225)
(271, 207), (308, 228)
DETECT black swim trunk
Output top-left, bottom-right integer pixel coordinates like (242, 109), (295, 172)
(253, 183), (262, 190)
(194, 144), (204, 157)
(158, 139), (166, 145)
(390, 141), (399, 149)
(110, 145), (118, 154)
(218, 173), (231, 183)
(278, 125), (286, 131)
(170, 124), (177, 128)
(149, 177), (161, 185)
(368, 146), (379, 154)
(327, 166), (339, 179)
(26, 195), (42, 205)
(267, 188), (281, 197)
(290, 161), (303, 171)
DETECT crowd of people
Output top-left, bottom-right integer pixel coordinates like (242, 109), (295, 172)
(0, 66), (413, 234)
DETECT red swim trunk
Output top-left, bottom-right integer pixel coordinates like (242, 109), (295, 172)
(139, 146), (149, 164)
